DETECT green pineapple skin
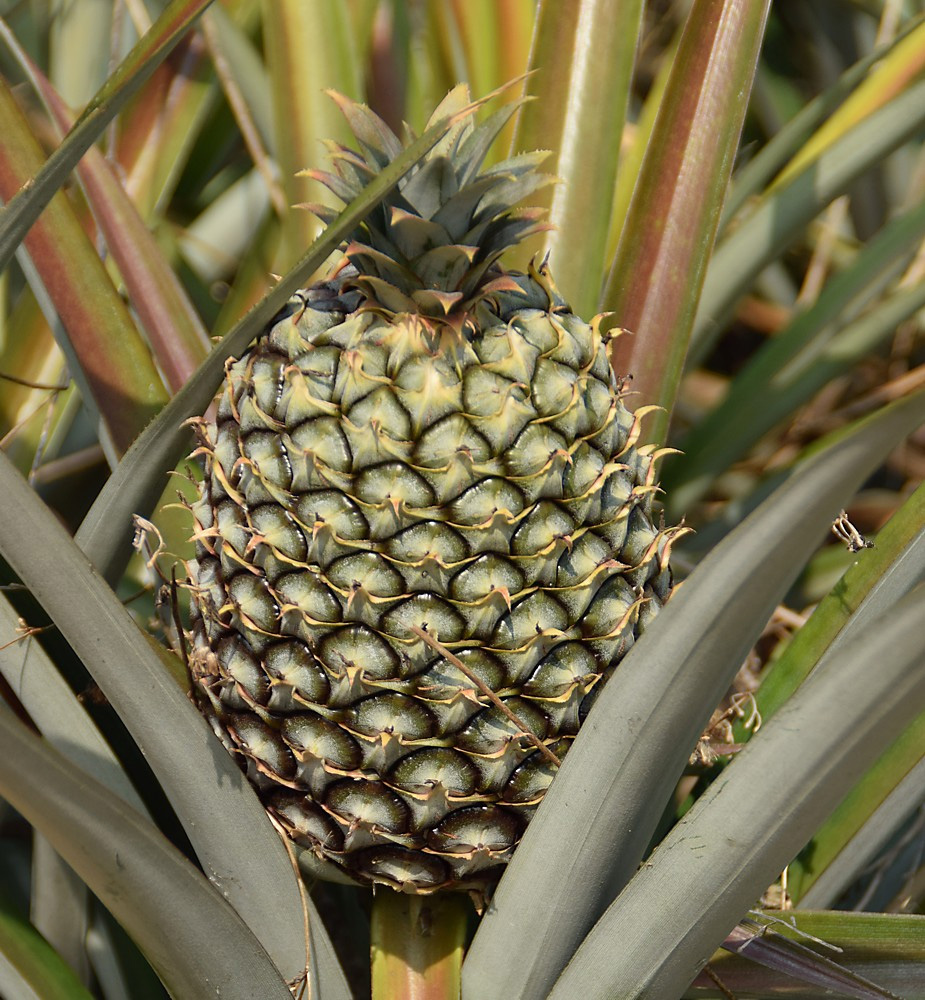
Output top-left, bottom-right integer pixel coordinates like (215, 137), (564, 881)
(187, 88), (680, 894)
(188, 267), (677, 894)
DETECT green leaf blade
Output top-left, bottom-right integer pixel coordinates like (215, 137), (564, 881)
(0, 0), (213, 272)
(0, 706), (293, 1000)
(0, 78), (170, 454)
(513, 0), (643, 317)
(463, 382), (925, 1000)
(546, 587), (925, 1000)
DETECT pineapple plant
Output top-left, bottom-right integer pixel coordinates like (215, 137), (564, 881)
(185, 88), (682, 895)
(0, 3), (924, 1000)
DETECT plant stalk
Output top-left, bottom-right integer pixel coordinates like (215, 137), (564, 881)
(370, 890), (469, 1000)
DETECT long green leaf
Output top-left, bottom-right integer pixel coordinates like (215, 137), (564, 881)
(0, 704), (293, 1000)
(203, 5), (275, 152)
(754, 483), (925, 906)
(0, 591), (351, 999)
(774, 19), (925, 192)
(512, 0), (643, 317)
(0, 77), (169, 455)
(667, 196), (925, 510)
(603, 0), (769, 445)
(462, 388), (925, 1000)
(0, 884), (94, 1000)
(0, 591), (150, 814)
(546, 587), (925, 1000)
(0, 0), (213, 271)
(0, 447), (309, 983)
(607, 27), (678, 265)
(795, 739), (925, 913)
(692, 76), (925, 362)
(720, 13), (925, 227)
(745, 478), (925, 729)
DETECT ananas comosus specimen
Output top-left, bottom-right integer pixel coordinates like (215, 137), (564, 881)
(187, 86), (683, 895)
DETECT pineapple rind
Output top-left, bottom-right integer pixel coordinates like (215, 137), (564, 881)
(188, 89), (682, 894)
(189, 274), (680, 893)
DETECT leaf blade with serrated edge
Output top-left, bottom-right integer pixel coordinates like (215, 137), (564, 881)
(0, 0), (213, 272)
(546, 587), (925, 1000)
(0, 704), (292, 1000)
(462, 388), (925, 1000)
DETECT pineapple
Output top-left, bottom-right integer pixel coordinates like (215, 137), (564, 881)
(186, 87), (682, 895)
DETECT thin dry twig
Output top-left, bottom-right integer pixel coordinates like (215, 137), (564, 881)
(0, 371), (70, 391)
(702, 963), (738, 1000)
(410, 624), (561, 768)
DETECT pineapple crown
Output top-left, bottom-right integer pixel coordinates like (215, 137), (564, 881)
(300, 85), (554, 322)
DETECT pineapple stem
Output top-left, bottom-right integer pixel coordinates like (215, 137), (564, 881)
(370, 890), (470, 1000)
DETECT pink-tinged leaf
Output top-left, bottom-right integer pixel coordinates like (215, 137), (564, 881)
(512, 0), (643, 318)
(602, 0), (770, 445)
(116, 30), (215, 221)
(0, 80), (169, 455)
(714, 920), (903, 999)
(0, 0), (213, 270)
(691, 912), (925, 999)
(19, 54), (210, 392)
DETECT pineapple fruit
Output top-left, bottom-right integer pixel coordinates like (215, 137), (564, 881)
(186, 87), (682, 895)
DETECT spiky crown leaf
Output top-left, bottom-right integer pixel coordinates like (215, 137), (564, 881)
(300, 85), (554, 320)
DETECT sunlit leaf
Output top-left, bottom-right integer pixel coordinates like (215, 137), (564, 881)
(603, 0), (770, 445)
(0, 77), (169, 455)
(513, 0), (643, 317)
(0, 0), (213, 270)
